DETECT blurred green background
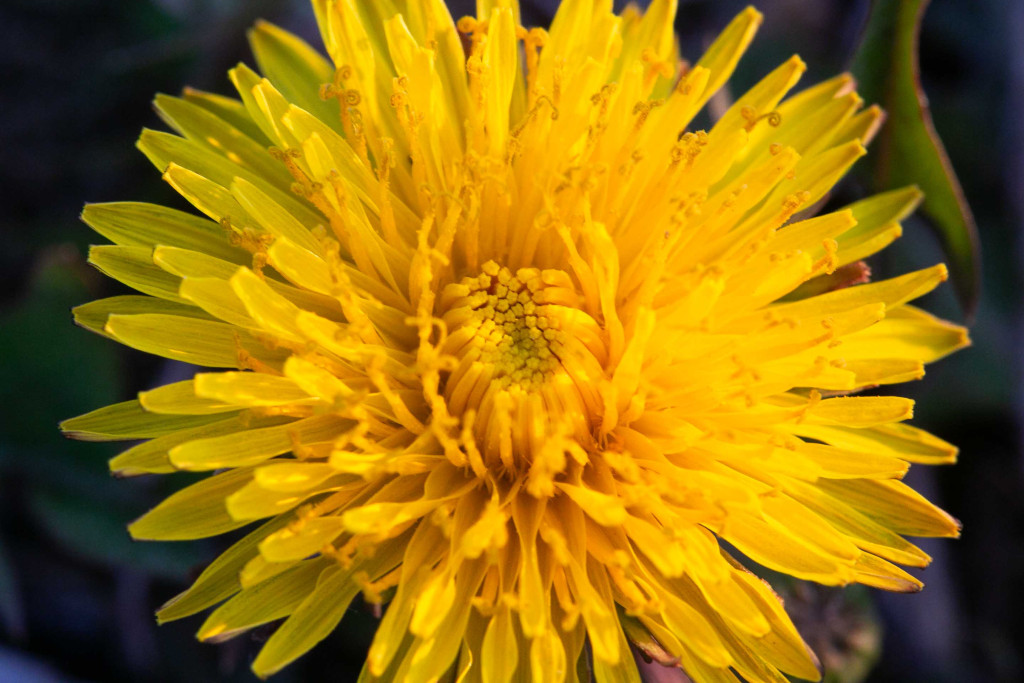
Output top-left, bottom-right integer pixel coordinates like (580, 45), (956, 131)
(0, 0), (1020, 681)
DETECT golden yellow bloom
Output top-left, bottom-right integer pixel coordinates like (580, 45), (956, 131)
(64, 0), (968, 680)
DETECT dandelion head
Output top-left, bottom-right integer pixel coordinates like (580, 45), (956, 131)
(64, 1), (968, 681)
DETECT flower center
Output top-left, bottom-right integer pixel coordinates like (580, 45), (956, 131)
(438, 261), (605, 475)
(446, 262), (564, 390)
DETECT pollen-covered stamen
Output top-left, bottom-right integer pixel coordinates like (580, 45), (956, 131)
(320, 65), (370, 164)
(740, 105), (783, 131)
(641, 47), (675, 89)
(438, 261), (604, 476)
(521, 26), (548, 103)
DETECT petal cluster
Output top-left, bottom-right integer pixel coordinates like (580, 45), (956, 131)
(64, 1), (968, 681)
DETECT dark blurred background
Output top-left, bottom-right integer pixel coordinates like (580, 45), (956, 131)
(0, 0), (1020, 681)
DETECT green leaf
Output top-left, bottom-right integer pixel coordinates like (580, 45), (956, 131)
(851, 0), (980, 316)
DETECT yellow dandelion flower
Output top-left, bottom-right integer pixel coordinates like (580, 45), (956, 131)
(63, 0), (969, 681)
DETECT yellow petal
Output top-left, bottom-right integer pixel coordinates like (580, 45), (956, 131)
(230, 176), (324, 255)
(157, 515), (291, 623)
(771, 264), (948, 319)
(258, 517), (347, 562)
(482, 8), (518, 158)
(783, 479), (931, 568)
(182, 86), (269, 142)
(818, 478), (961, 538)
(154, 94), (292, 188)
(554, 483), (627, 527)
(229, 267), (306, 340)
(531, 628), (567, 683)
(140, 128), (322, 228)
(729, 568), (822, 680)
(169, 413), (348, 470)
(837, 186), (923, 265)
(717, 510), (856, 584)
(693, 7), (762, 111)
(177, 276), (257, 329)
(248, 20), (337, 125)
(198, 557), (330, 643)
(227, 478), (340, 522)
(88, 245), (184, 303)
(624, 516), (685, 577)
(253, 462), (344, 492)
(804, 395), (914, 428)
(140, 380), (237, 415)
(252, 540), (405, 677)
(793, 422), (958, 466)
(110, 414), (289, 477)
(61, 399), (224, 442)
(193, 371), (314, 407)
(73, 295), (211, 340)
(844, 359), (926, 387)
(105, 313), (288, 368)
(713, 55), (805, 139)
(82, 201), (247, 263)
(853, 552), (923, 592)
(841, 305), (970, 363)
(409, 570), (458, 637)
(163, 168), (250, 236)
(129, 467), (255, 540)
(481, 603), (519, 683)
